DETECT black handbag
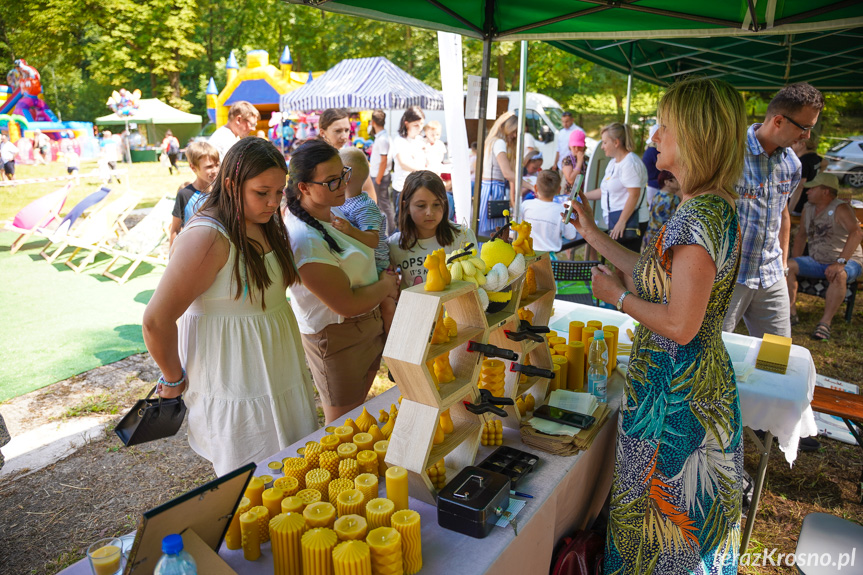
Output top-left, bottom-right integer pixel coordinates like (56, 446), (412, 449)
(114, 386), (187, 446)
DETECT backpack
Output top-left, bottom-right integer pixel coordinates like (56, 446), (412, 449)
(551, 530), (605, 575)
(167, 138), (179, 155)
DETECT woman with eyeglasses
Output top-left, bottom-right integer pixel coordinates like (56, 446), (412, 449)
(284, 139), (400, 423)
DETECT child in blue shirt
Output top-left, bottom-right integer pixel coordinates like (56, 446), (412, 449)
(169, 141), (220, 248)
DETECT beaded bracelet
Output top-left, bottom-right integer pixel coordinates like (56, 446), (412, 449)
(158, 368), (186, 388)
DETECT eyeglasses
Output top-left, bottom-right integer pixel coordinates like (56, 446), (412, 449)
(307, 167), (352, 192)
(781, 114), (815, 133)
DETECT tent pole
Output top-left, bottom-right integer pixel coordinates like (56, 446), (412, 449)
(472, 37), (493, 236)
(513, 40), (528, 223)
(624, 43), (634, 125)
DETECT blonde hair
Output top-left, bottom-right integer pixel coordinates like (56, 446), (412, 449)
(600, 122), (635, 153)
(425, 120), (441, 135)
(228, 101), (260, 122)
(339, 147), (369, 192)
(484, 112), (518, 167)
(185, 141), (220, 169)
(657, 77), (746, 199)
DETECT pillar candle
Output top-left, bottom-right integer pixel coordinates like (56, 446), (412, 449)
(604, 326), (619, 372)
(304, 441), (322, 468)
(391, 510), (422, 575)
(320, 434), (341, 452)
(270, 511), (306, 575)
(283, 458), (309, 490)
(297, 488), (323, 507)
(548, 336), (566, 349)
(244, 476), (265, 508)
(275, 476), (300, 497)
(339, 458), (359, 481)
(304, 501), (337, 529)
(328, 478), (354, 507)
(263, 487), (286, 519)
(587, 320), (602, 330)
(282, 496), (306, 514)
(337, 442), (358, 460)
(365, 498), (395, 531)
(301, 528), (338, 575)
(565, 341), (585, 391)
(251, 505), (271, 543)
(356, 450), (378, 476)
(366, 527), (402, 575)
(337, 489), (366, 517)
(552, 355), (568, 392)
(334, 515), (368, 541)
(553, 344), (569, 357)
(320, 452), (341, 478)
(582, 327), (596, 361)
(568, 321), (584, 345)
(353, 433), (374, 452)
(332, 540), (372, 575)
(334, 426), (355, 444)
(373, 441), (389, 477)
(355, 474), (379, 506)
(551, 364), (561, 392)
(225, 496), (251, 550)
(385, 467), (409, 512)
(239, 509), (262, 561)
(306, 469), (332, 502)
(545, 330), (558, 341)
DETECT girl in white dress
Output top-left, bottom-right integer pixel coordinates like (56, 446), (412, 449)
(143, 137), (319, 476)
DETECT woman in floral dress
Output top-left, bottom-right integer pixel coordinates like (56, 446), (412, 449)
(567, 77), (747, 575)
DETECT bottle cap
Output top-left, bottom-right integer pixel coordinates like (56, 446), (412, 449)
(594, 331), (604, 340)
(162, 533), (183, 554)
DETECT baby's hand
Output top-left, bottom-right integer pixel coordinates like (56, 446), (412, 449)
(331, 216), (355, 234)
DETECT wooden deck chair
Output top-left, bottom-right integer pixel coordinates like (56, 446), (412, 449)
(63, 190), (143, 273)
(101, 198), (174, 283)
(39, 187), (112, 263)
(2, 183), (71, 253)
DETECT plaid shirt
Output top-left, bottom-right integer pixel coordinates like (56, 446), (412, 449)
(734, 124), (801, 289)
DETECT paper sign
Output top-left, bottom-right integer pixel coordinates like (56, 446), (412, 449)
(466, 75), (498, 120)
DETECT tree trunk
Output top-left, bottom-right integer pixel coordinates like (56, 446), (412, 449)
(149, 73), (157, 98)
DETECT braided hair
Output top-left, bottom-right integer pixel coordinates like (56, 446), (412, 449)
(285, 139), (344, 254)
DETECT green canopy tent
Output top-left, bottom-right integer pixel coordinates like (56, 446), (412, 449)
(95, 98), (203, 148)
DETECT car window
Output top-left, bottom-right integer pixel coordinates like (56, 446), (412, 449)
(827, 139), (851, 154)
(544, 107), (564, 130)
(512, 109), (548, 140)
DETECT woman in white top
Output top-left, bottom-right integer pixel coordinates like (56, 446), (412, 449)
(391, 106), (427, 226)
(584, 122), (648, 251)
(317, 108), (377, 201)
(478, 112), (518, 236)
(284, 139), (400, 423)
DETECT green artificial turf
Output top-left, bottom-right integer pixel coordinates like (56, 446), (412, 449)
(0, 231), (161, 401)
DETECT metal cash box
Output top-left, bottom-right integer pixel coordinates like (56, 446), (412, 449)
(436, 466), (511, 538)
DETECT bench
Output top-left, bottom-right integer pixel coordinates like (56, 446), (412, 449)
(811, 386), (863, 502)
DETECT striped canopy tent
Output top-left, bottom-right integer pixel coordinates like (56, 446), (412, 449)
(279, 56), (444, 112)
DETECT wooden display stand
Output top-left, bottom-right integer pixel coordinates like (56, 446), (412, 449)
(383, 252), (556, 504)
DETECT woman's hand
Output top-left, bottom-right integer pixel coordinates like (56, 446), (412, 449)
(590, 264), (626, 306)
(608, 220), (627, 240)
(157, 380), (187, 399)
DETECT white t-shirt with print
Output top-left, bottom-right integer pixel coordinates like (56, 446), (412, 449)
(600, 152), (648, 225)
(388, 225), (477, 289)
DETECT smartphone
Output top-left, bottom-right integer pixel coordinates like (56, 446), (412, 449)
(562, 174), (585, 224)
(532, 404), (595, 429)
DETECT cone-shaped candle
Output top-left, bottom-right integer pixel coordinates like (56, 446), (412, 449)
(355, 407), (377, 432)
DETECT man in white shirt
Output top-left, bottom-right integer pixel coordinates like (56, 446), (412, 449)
(209, 101), (260, 161)
(369, 110), (395, 234)
(521, 170), (577, 252)
(554, 112), (576, 171)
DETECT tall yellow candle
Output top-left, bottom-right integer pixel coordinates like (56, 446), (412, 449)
(304, 441), (322, 468)
(355, 474), (379, 506)
(551, 364), (561, 392)
(263, 487), (286, 519)
(332, 540), (372, 575)
(270, 512), (306, 575)
(366, 527), (402, 575)
(304, 501), (337, 529)
(320, 434), (341, 452)
(301, 528), (338, 575)
(245, 476), (265, 508)
(334, 515), (368, 541)
(391, 510), (422, 575)
(568, 321), (584, 345)
(545, 330), (558, 341)
(339, 458), (359, 481)
(604, 326), (619, 372)
(552, 356), (568, 393)
(365, 498), (395, 530)
(582, 327), (596, 361)
(337, 489), (366, 517)
(240, 506), (269, 561)
(282, 496), (306, 514)
(356, 450), (378, 476)
(275, 476), (300, 497)
(353, 433), (375, 452)
(337, 442), (358, 460)
(225, 496), (252, 550)
(373, 441), (389, 476)
(565, 342), (585, 391)
(385, 467), (409, 512)
(587, 320), (602, 330)
(328, 478), (355, 506)
(306, 469), (332, 502)
(319, 452), (341, 478)
(548, 336), (566, 349)
(283, 458), (309, 490)
(297, 488), (323, 507)
(334, 426), (355, 444)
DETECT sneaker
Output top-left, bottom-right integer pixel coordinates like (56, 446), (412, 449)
(799, 436), (821, 452)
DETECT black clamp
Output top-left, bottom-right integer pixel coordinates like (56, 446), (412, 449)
(463, 388), (515, 418)
(504, 320), (551, 343)
(509, 363), (555, 380)
(467, 341), (519, 362)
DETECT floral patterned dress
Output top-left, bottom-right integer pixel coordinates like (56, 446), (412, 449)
(604, 194), (743, 575)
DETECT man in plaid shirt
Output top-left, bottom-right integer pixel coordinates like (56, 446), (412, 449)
(723, 83), (824, 338)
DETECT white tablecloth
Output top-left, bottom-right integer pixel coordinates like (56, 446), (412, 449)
(549, 301), (818, 465)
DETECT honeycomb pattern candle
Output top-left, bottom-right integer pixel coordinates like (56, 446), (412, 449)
(281, 496), (306, 514)
(335, 426), (355, 445)
(269, 511), (306, 575)
(283, 457), (309, 489)
(263, 487), (286, 519)
(332, 540), (372, 575)
(339, 458), (359, 481)
(251, 505), (271, 543)
(355, 473), (379, 505)
(568, 320), (584, 344)
(297, 488), (323, 507)
(366, 527), (402, 575)
(365, 498), (395, 530)
(334, 514), (368, 541)
(385, 467), (409, 512)
(320, 452), (341, 478)
(353, 433), (374, 452)
(320, 434), (341, 452)
(356, 450), (378, 475)
(304, 501), (337, 529)
(240, 508), (263, 561)
(355, 407), (377, 433)
(244, 476), (265, 508)
(373, 441), (389, 476)
(391, 510), (422, 575)
(301, 528), (338, 575)
(275, 476), (300, 497)
(224, 496), (251, 550)
(306, 469), (332, 502)
(328, 478), (354, 507)
(337, 442), (358, 461)
(337, 488), (366, 517)
(305, 442), (322, 468)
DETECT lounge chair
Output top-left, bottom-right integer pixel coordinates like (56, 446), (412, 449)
(2, 183), (71, 253)
(101, 198), (174, 283)
(63, 190), (143, 273)
(39, 187), (112, 263)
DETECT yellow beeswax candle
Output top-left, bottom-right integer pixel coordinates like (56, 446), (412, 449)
(244, 476), (265, 508)
(320, 451), (341, 478)
(356, 450), (378, 476)
(587, 320), (602, 330)
(553, 344), (568, 357)
(548, 336), (566, 349)
(89, 542), (122, 575)
(268, 460), (285, 476)
(337, 442), (358, 460)
(582, 327), (596, 361)
(282, 496), (306, 514)
(334, 514), (368, 541)
(385, 467), (409, 512)
(304, 501), (337, 529)
(328, 478), (354, 507)
(373, 441), (389, 476)
(252, 505), (271, 543)
(225, 496), (252, 550)
(283, 457), (309, 490)
(355, 474), (379, 506)
(335, 426), (355, 444)
(564, 342), (585, 391)
(339, 458), (359, 481)
(366, 527), (402, 575)
(301, 528), (338, 575)
(259, 475), (274, 489)
(367, 425), (385, 444)
(275, 476), (300, 497)
(604, 326), (619, 372)
(355, 407), (377, 432)
(320, 434), (341, 452)
(263, 487), (286, 519)
(365, 498), (395, 530)
(269, 511), (306, 575)
(305, 441), (322, 468)
(240, 506), (270, 560)
(391, 510), (422, 575)
(568, 321), (584, 345)
(551, 364), (561, 392)
(344, 417), (361, 434)
(552, 356), (568, 392)
(306, 468), (332, 501)
(353, 433), (374, 452)
(297, 488), (323, 507)
(332, 540), (372, 575)
(337, 488), (366, 517)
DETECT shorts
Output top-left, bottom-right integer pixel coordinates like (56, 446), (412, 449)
(3, 161), (13, 176)
(793, 255), (862, 282)
(300, 308), (385, 407)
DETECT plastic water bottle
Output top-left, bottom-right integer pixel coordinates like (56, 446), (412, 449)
(587, 331), (608, 403)
(153, 534), (197, 575)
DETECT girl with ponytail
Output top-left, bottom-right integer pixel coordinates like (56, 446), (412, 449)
(284, 139), (400, 423)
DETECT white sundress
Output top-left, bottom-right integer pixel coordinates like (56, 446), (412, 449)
(177, 219), (319, 476)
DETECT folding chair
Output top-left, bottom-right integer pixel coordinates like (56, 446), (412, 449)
(550, 260), (601, 306)
(63, 190), (143, 273)
(39, 186), (111, 263)
(2, 183), (71, 253)
(101, 198), (174, 283)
